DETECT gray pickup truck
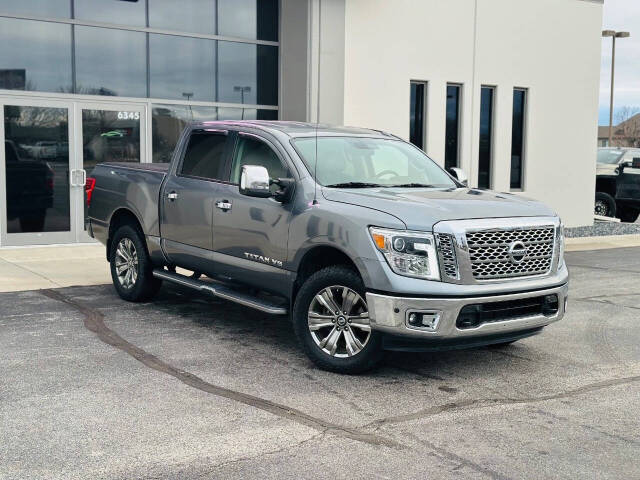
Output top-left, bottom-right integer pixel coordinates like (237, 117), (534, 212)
(87, 121), (568, 373)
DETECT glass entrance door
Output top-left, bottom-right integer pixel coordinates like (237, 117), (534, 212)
(1, 99), (76, 246)
(75, 102), (146, 242)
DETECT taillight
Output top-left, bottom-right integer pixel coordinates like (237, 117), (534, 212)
(85, 177), (96, 207)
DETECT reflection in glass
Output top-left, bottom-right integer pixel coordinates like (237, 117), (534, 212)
(510, 89), (526, 189)
(75, 26), (146, 98)
(74, 0), (146, 27)
(149, 0), (216, 34)
(4, 105), (70, 233)
(150, 34), (215, 101)
(152, 104), (218, 163)
(218, 0), (278, 41)
(82, 110), (141, 174)
(0, 0), (70, 17)
(409, 82), (426, 150)
(478, 87), (494, 189)
(218, 42), (278, 105)
(0, 18), (72, 93)
(218, 108), (277, 120)
(445, 84), (461, 170)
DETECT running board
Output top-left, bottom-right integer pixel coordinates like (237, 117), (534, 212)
(152, 269), (288, 315)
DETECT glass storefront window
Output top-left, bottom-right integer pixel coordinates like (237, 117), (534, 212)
(74, 0), (147, 27)
(150, 34), (216, 101)
(0, 18), (72, 93)
(218, 0), (278, 41)
(75, 26), (146, 98)
(82, 109), (142, 174)
(0, 0), (70, 18)
(152, 104), (218, 163)
(148, 0), (216, 35)
(218, 108), (277, 120)
(4, 105), (70, 233)
(217, 42), (278, 106)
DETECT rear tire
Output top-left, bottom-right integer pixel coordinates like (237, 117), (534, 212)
(292, 265), (383, 374)
(595, 192), (616, 218)
(110, 224), (162, 302)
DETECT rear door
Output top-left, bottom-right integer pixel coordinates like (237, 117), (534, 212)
(211, 131), (294, 295)
(160, 129), (233, 271)
(616, 152), (640, 207)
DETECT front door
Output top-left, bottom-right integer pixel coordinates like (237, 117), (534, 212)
(212, 132), (293, 295)
(77, 102), (146, 242)
(1, 98), (76, 246)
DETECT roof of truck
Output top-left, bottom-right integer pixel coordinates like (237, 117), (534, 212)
(194, 120), (396, 139)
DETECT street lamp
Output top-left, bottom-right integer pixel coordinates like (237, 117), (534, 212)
(602, 30), (631, 146)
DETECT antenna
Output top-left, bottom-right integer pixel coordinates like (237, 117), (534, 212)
(312, 0), (322, 206)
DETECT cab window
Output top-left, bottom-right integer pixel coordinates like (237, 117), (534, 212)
(180, 133), (228, 180)
(230, 136), (289, 185)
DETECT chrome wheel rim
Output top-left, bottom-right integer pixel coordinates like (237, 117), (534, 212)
(308, 285), (371, 358)
(115, 237), (138, 289)
(595, 200), (608, 216)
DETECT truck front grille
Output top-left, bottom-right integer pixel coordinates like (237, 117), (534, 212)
(435, 233), (459, 280)
(466, 227), (555, 280)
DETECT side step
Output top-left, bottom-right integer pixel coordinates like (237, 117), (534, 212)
(152, 269), (288, 315)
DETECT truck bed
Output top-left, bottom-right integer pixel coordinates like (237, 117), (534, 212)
(89, 162), (169, 238)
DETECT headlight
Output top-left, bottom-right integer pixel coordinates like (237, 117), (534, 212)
(369, 227), (440, 280)
(557, 222), (565, 270)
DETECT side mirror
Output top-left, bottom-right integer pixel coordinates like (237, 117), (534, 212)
(448, 167), (468, 186)
(240, 165), (271, 198)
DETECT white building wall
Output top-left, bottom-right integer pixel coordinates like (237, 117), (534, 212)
(342, 0), (603, 227)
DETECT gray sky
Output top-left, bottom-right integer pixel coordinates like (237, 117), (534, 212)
(599, 0), (640, 124)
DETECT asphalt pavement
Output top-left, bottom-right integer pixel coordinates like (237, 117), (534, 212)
(1, 248), (639, 479)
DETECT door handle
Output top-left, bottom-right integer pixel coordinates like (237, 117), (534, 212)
(167, 191), (179, 201)
(215, 200), (232, 210)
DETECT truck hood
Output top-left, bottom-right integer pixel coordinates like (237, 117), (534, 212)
(322, 187), (556, 230)
(596, 163), (618, 176)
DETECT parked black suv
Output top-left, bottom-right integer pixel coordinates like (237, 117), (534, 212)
(596, 147), (640, 222)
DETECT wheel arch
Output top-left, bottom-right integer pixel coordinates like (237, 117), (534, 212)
(107, 208), (146, 260)
(596, 176), (617, 197)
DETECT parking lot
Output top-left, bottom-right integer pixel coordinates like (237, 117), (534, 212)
(1, 247), (639, 480)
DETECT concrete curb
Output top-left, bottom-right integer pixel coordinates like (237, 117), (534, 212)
(566, 234), (640, 252)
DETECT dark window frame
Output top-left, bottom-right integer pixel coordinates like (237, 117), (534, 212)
(176, 130), (232, 183)
(227, 131), (293, 186)
(510, 87), (528, 190)
(478, 85), (495, 189)
(445, 83), (462, 170)
(409, 80), (427, 151)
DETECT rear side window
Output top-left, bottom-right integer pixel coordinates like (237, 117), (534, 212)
(230, 135), (289, 184)
(180, 133), (227, 180)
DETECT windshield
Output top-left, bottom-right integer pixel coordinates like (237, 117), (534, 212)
(292, 137), (456, 188)
(597, 149), (625, 165)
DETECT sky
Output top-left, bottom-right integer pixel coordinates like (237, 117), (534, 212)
(599, 0), (640, 125)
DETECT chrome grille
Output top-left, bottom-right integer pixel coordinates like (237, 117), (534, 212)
(466, 227), (555, 280)
(435, 233), (459, 280)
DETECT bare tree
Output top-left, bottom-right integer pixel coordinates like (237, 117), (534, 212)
(614, 106), (640, 147)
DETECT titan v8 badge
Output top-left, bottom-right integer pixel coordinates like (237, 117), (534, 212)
(244, 252), (283, 268)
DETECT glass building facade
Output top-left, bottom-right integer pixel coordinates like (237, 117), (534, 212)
(0, 0), (279, 245)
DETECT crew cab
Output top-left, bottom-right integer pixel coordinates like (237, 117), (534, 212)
(87, 121), (568, 373)
(596, 147), (640, 222)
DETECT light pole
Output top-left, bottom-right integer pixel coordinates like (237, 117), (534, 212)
(233, 86), (251, 119)
(602, 30), (630, 146)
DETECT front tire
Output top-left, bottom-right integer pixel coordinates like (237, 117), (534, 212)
(292, 266), (383, 374)
(110, 224), (162, 302)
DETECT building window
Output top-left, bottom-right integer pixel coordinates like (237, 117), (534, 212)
(510, 88), (527, 189)
(445, 84), (461, 170)
(0, 18), (72, 93)
(478, 86), (494, 189)
(75, 26), (147, 98)
(409, 81), (426, 150)
(148, 0), (217, 35)
(0, 0), (70, 18)
(74, 0), (147, 28)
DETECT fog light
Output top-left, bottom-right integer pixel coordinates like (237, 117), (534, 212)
(406, 311), (441, 331)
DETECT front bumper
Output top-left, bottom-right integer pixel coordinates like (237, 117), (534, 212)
(366, 282), (568, 340)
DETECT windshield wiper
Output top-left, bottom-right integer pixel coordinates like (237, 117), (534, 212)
(388, 183), (438, 188)
(325, 182), (383, 188)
